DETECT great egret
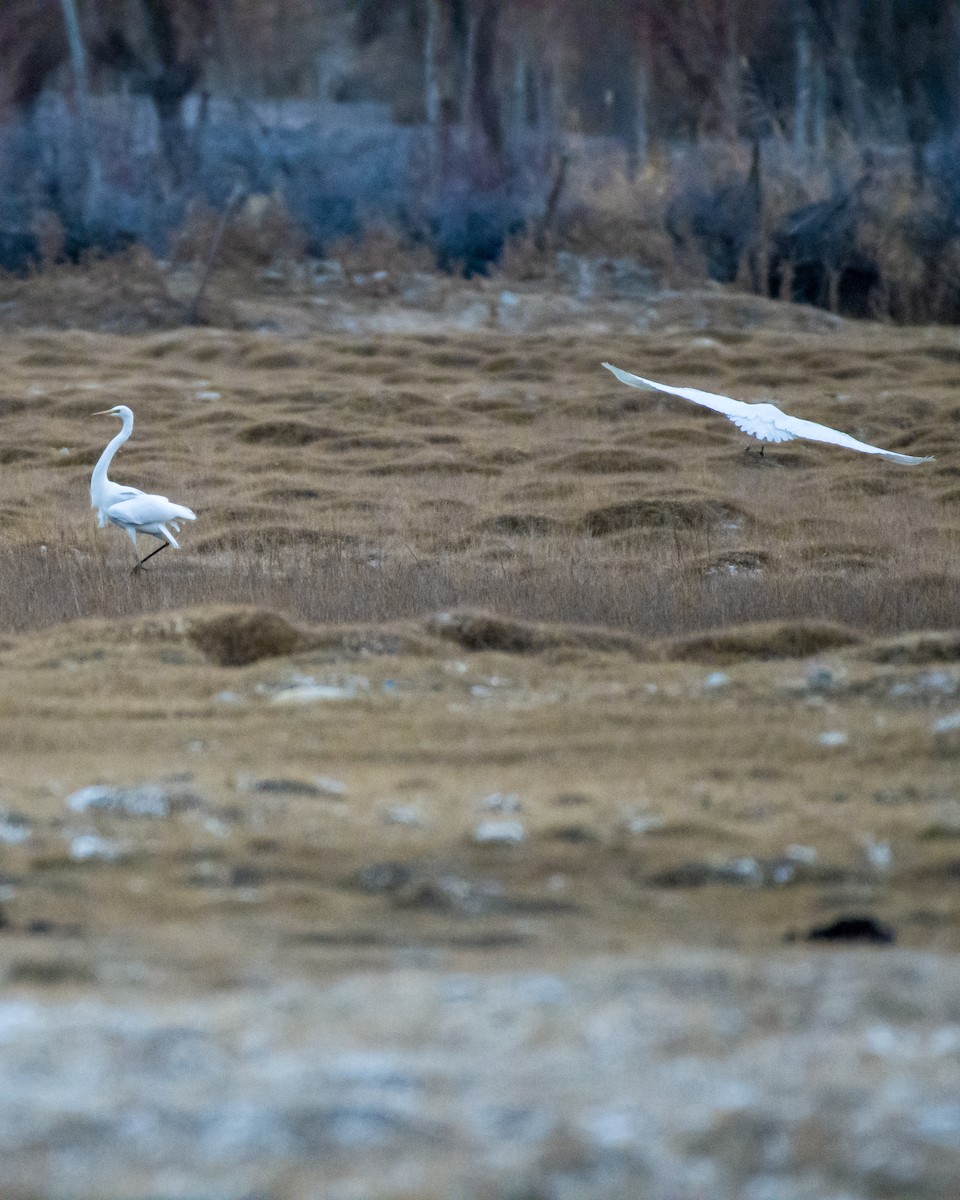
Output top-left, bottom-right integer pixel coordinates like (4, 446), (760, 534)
(91, 405), (196, 572)
(602, 363), (934, 465)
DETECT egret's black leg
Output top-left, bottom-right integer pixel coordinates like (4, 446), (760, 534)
(131, 540), (169, 574)
(759, 445), (764, 458)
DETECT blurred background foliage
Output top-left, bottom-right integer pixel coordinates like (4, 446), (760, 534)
(3, 0), (960, 321)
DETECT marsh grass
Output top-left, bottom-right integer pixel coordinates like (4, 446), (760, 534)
(1, 323), (957, 641)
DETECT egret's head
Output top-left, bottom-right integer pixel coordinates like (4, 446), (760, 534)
(93, 404), (133, 420)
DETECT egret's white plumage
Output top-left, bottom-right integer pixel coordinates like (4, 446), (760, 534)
(91, 404), (196, 571)
(602, 363), (934, 465)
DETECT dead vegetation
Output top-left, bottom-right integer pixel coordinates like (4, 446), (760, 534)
(664, 619), (861, 664)
(1, 297), (959, 1200)
(0, 317), (958, 647)
(186, 608), (306, 666)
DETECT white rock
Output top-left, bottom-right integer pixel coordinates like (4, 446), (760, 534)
(271, 683), (360, 704)
(67, 782), (201, 818)
(68, 833), (125, 861)
(67, 784), (172, 818)
(863, 838), (893, 870)
(472, 819), (525, 845)
(482, 792), (521, 812)
(314, 776), (348, 797)
(626, 814), (665, 835)
(0, 813), (30, 845)
(817, 730), (848, 748)
(932, 710), (960, 756)
(385, 805), (423, 827)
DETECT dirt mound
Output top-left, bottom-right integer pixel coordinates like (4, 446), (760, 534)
(478, 513), (562, 536)
(187, 609), (305, 666)
(237, 421), (328, 446)
(664, 620), (862, 663)
(584, 497), (746, 536)
(860, 631), (960, 665)
(425, 609), (648, 656)
(550, 449), (671, 474)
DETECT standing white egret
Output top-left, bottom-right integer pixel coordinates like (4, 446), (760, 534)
(602, 363), (934, 465)
(91, 405), (196, 572)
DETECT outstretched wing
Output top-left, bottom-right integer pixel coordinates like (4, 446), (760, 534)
(774, 412), (934, 465)
(106, 493), (196, 526)
(602, 362), (754, 419)
(603, 362), (934, 464)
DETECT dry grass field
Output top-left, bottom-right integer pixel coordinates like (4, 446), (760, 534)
(2, 265), (960, 1198)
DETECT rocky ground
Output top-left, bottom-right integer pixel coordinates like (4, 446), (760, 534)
(1, 263), (959, 1197)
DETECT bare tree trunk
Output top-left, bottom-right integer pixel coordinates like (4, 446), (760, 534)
(58, 0), (103, 220)
(717, 0), (739, 142)
(835, 0), (866, 140)
(424, 0), (442, 195)
(213, 0), (241, 96)
(812, 55), (827, 162)
(630, 52), (650, 178)
(509, 41), (527, 158)
(461, 8), (477, 125)
(793, 4), (812, 163)
(470, 0), (505, 182)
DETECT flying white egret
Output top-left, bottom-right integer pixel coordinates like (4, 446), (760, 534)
(91, 405), (196, 572)
(602, 362), (934, 465)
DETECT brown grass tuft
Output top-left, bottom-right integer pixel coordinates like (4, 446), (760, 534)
(478, 513), (562, 536)
(426, 609), (648, 657)
(237, 421), (326, 446)
(860, 631), (960, 666)
(664, 620), (862, 663)
(187, 608), (305, 666)
(584, 497), (747, 536)
(550, 449), (671, 474)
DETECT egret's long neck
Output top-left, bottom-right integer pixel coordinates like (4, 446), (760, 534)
(90, 413), (133, 507)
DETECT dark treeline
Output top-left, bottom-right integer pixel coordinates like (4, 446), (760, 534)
(2, 0), (960, 321)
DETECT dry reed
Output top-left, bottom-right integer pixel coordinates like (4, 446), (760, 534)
(0, 319), (957, 644)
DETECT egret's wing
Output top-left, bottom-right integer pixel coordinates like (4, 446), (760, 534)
(727, 409), (797, 444)
(110, 485), (145, 503)
(603, 362), (934, 464)
(602, 362), (753, 418)
(92, 483), (143, 515)
(774, 412), (934, 465)
(107, 493), (196, 526)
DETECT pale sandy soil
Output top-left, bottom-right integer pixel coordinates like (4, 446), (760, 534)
(1, 268), (959, 1197)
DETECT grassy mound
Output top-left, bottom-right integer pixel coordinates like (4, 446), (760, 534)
(187, 609), (305, 666)
(425, 609), (648, 657)
(583, 497), (747, 536)
(860, 631), (960, 666)
(664, 620), (862, 663)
